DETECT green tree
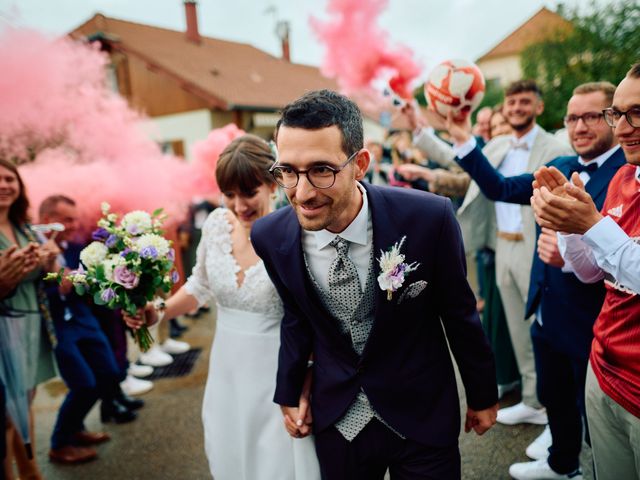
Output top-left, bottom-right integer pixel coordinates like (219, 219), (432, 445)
(521, 0), (640, 130)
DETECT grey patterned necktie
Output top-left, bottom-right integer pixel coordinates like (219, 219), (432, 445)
(328, 236), (362, 317)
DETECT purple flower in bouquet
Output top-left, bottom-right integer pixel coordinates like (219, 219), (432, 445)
(127, 224), (140, 235)
(105, 234), (119, 248)
(140, 246), (158, 259)
(120, 248), (132, 258)
(113, 265), (140, 290)
(92, 228), (109, 241)
(167, 248), (175, 262)
(171, 270), (180, 284)
(101, 288), (116, 302)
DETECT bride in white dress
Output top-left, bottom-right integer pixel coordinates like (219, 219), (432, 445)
(125, 135), (320, 480)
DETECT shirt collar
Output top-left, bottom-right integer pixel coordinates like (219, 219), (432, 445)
(578, 145), (620, 168)
(510, 124), (539, 151)
(309, 182), (369, 251)
(636, 166), (640, 183)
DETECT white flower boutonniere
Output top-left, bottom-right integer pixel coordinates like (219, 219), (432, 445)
(377, 236), (420, 300)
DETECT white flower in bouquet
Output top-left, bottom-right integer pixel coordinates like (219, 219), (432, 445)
(135, 233), (170, 258)
(101, 202), (111, 215)
(80, 241), (109, 267)
(103, 254), (126, 281)
(121, 210), (152, 235)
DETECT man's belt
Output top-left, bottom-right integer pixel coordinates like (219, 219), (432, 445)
(497, 231), (524, 242)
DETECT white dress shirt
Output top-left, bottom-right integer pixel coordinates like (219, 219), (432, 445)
(302, 183), (373, 291)
(558, 166), (640, 294)
(454, 126), (540, 234)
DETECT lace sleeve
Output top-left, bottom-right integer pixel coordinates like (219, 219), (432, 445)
(183, 209), (226, 306)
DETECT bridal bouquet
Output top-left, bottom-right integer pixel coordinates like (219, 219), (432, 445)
(46, 203), (179, 351)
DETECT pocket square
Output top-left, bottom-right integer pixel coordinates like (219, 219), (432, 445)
(398, 280), (428, 304)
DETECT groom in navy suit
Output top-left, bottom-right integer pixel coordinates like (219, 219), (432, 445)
(251, 90), (498, 479)
(444, 81), (624, 479)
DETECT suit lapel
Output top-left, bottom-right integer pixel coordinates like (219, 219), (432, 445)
(362, 184), (401, 344)
(584, 148), (626, 207)
(526, 128), (550, 171)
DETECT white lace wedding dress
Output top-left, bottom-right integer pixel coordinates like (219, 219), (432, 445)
(184, 209), (320, 480)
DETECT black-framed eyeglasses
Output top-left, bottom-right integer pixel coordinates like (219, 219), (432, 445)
(269, 150), (360, 189)
(563, 112), (604, 127)
(603, 107), (640, 128)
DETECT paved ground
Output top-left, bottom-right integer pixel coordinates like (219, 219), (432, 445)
(24, 309), (593, 480)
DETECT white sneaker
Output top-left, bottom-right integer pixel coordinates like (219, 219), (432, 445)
(526, 425), (552, 460)
(497, 402), (548, 425)
(128, 363), (154, 378)
(161, 338), (190, 355)
(139, 346), (174, 367)
(509, 458), (583, 479)
(120, 375), (153, 396)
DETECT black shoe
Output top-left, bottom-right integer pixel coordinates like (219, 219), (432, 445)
(169, 318), (187, 338)
(100, 399), (137, 424)
(116, 390), (144, 410)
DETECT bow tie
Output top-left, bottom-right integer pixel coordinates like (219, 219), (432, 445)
(570, 161), (598, 175)
(510, 139), (530, 151)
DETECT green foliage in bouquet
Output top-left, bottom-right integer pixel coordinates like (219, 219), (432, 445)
(46, 203), (179, 351)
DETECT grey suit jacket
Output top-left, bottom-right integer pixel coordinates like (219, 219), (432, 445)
(456, 128), (573, 257)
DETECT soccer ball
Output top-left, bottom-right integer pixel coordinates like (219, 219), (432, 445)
(425, 59), (485, 117)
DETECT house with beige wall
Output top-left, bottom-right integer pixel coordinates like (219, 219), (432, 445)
(476, 7), (572, 87)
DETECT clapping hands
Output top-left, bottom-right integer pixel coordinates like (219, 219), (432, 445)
(531, 166), (603, 234)
(37, 238), (61, 272)
(0, 243), (40, 298)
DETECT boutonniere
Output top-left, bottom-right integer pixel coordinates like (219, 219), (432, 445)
(377, 236), (420, 300)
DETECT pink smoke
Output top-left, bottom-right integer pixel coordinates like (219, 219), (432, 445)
(0, 27), (237, 229)
(310, 0), (422, 99)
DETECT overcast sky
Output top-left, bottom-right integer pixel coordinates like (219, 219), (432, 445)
(0, 0), (612, 74)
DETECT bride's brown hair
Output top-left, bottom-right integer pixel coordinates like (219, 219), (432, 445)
(216, 134), (276, 195)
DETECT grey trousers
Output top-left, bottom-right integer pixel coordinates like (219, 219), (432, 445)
(495, 236), (540, 408)
(586, 362), (640, 480)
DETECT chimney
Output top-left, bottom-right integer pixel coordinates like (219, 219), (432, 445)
(184, 1), (201, 44)
(276, 21), (291, 62)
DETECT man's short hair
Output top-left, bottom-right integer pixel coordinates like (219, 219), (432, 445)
(39, 195), (75, 218)
(505, 79), (543, 98)
(627, 62), (640, 79)
(276, 89), (364, 156)
(573, 81), (616, 106)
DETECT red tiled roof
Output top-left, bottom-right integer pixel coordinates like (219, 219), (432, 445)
(476, 7), (572, 62)
(70, 14), (338, 110)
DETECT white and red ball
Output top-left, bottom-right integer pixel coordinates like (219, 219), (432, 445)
(425, 59), (485, 117)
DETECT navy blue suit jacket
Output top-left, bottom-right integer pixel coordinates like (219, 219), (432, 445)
(46, 243), (101, 331)
(457, 146), (627, 359)
(252, 183), (497, 447)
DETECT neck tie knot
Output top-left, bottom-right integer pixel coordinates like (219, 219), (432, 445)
(330, 236), (350, 256)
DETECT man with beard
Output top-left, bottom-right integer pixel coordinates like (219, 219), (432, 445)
(532, 63), (640, 480)
(445, 82), (624, 479)
(449, 81), (572, 432)
(251, 89), (498, 479)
